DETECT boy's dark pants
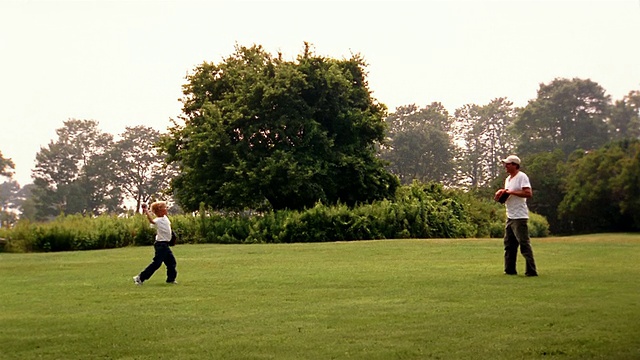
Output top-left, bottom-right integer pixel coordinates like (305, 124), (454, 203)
(140, 242), (177, 282)
(504, 218), (537, 275)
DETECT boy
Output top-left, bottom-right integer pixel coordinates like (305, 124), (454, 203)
(133, 201), (178, 285)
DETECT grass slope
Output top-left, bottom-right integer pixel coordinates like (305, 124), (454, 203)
(1, 234), (639, 359)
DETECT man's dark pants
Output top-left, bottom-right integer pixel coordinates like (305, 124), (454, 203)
(504, 218), (537, 276)
(140, 242), (177, 283)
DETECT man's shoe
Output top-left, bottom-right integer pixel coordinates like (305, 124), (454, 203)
(525, 273), (538, 277)
(133, 275), (143, 285)
(504, 272), (517, 275)
(167, 281), (178, 284)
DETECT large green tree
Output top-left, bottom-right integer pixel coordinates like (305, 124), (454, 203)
(380, 103), (456, 185)
(512, 78), (611, 158)
(161, 44), (399, 211)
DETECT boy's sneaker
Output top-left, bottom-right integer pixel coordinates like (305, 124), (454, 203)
(167, 281), (178, 284)
(133, 275), (143, 285)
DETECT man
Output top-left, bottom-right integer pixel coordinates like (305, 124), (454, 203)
(494, 155), (538, 277)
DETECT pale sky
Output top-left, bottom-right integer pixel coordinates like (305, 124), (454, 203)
(1, 0), (639, 186)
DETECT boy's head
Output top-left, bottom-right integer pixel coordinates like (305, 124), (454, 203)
(150, 201), (168, 216)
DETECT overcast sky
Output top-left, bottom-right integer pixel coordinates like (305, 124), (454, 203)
(1, 0), (639, 186)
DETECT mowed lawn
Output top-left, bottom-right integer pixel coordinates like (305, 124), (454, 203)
(1, 234), (639, 360)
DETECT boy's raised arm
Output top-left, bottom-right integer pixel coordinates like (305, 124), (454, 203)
(141, 203), (154, 224)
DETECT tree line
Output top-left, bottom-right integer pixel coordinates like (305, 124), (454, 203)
(0, 122), (177, 223)
(382, 78), (640, 234)
(1, 43), (639, 235)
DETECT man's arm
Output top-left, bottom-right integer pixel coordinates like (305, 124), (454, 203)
(506, 187), (532, 198)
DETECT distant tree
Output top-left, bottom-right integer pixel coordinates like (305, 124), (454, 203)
(609, 89), (640, 140)
(523, 150), (567, 234)
(0, 180), (20, 211)
(453, 98), (517, 188)
(110, 126), (177, 212)
(160, 43), (399, 211)
(380, 103), (456, 185)
(32, 119), (118, 219)
(513, 78), (611, 158)
(453, 103), (482, 188)
(559, 139), (640, 233)
(0, 150), (15, 178)
(609, 140), (640, 229)
(0, 180), (20, 227)
(16, 184), (36, 221)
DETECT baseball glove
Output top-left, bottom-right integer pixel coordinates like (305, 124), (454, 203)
(494, 189), (510, 204)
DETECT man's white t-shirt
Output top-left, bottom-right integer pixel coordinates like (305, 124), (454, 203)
(504, 171), (530, 219)
(152, 216), (172, 242)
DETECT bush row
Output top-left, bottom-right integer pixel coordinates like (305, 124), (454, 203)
(0, 214), (156, 252)
(0, 183), (549, 252)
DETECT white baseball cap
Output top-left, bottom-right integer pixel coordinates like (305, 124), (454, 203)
(500, 155), (521, 165)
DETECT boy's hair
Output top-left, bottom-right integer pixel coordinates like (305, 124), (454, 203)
(150, 201), (167, 214)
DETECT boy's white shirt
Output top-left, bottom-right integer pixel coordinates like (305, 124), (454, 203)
(152, 216), (172, 242)
(504, 171), (530, 219)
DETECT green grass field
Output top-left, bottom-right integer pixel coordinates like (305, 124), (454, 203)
(1, 234), (639, 359)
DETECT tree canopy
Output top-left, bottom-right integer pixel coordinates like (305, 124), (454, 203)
(161, 44), (399, 211)
(110, 126), (177, 212)
(513, 78), (611, 158)
(32, 119), (116, 218)
(453, 98), (517, 188)
(0, 151), (15, 179)
(609, 90), (640, 141)
(381, 103), (456, 185)
(559, 139), (640, 233)
(31, 119), (172, 219)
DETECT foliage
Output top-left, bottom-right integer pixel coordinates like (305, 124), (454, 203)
(161, 43), (399, 211)
(31, 119), (174, 219)
(528, 212), (550, 238)
(0, 180), (20, 227)
(32, 119), (119, 219)
(110, 126), (178, 212)
(521, 150), (567, 234)
(513, 77), (611, 158)
(559, 139), (640, 233)
(463, 187), (550, 238)
(380, 103), (457, 185)
(2, 214), (154, 252)
(453, 98), (517, 188)
(1, 183), (549, 252)
(0, 220), (33, 252)
(11, 69), (637, 236)
(16, 184), (36, 222)
(0, 152), (18, 227)
(459, 188), (505, 238)
(0, 150), (15, 178)
(609, 89), (640, 140)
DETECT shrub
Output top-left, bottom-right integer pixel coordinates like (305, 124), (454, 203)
(528, 212), (550, 238)
(0, 182), (550, 252)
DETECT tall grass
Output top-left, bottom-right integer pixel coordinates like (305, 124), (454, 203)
(1, 234), (638, 359)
